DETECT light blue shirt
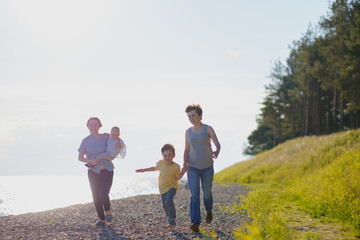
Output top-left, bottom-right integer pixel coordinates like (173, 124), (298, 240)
(78, 134), (115, 174)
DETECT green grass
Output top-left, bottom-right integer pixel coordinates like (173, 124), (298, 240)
(215, 129), (360, 239)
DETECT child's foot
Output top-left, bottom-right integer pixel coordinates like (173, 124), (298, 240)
(168, 219), (176, 228)
(190, 223), (200, 233)
(85, 163), (95, 168)
(206, 211), (213, 223)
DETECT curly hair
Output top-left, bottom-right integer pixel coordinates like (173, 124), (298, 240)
(185, 104), (202, 116)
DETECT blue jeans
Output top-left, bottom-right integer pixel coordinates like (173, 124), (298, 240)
(161, 188), (177, 220)
(88, 169), (114, 221)
(187, 165), (214, 224)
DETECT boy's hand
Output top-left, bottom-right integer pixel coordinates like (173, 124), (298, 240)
(177, 167), (187, 180)
(176, 172), (184, 180)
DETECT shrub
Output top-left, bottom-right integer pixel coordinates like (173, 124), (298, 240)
(226, 190), (291, 239)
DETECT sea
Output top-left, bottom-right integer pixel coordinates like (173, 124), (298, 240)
(0, 175), (160, 217)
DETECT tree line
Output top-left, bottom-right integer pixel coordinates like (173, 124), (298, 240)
(245, 0), (360, 155)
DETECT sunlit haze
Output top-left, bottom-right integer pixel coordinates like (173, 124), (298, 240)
(0, 0), (329, 176)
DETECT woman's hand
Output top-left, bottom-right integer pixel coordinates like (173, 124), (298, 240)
(208, 126), (221, 159)
(88, 159), (101, 166)
(78, 153), (100, 165)
(177, 166), (187, 180)
(212, 150), (220, 159)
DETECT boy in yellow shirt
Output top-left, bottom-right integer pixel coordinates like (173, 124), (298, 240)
(136, 144), (181, 227)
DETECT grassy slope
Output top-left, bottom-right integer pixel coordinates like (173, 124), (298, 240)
(214, 129), (360, 239)
(215, 129), (360, 186)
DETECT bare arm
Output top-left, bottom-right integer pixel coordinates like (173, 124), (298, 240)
(178, 130), (190, 179)
(208, 126), (221, 159)
(136, 167), (156, 173)
(176, 166), (185, 180)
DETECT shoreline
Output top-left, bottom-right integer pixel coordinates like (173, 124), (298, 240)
(0, 183), (247, 239)
(0, 175), (160, 217)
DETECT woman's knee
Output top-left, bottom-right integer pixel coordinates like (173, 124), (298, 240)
(203, 191), (213, 200)
(99, 192), (109, 202)
(190, 193), (200, 202)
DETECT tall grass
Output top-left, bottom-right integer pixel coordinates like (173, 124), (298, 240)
(292, 150), (360, 235)
(224, 189), (291, 239)
(215, 129), (360, 238)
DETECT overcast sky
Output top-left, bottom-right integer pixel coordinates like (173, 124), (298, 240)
(0, 0), (330, 176)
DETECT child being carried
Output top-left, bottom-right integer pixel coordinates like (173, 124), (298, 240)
(86, 126), (126, 168)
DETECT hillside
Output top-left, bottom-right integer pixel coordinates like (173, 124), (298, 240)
(214, 129), (360, 239)
(215, 129), (360, 186)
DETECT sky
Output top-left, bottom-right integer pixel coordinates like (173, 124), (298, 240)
(0, 0), (330, 176)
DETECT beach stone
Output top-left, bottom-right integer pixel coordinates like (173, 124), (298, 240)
(0, 183), (247, 239)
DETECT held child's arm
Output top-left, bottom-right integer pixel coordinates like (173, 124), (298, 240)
(116, 138), (122, 149)
(78, 153), (97, 165)
(93, 158), (102, 165)
(180, 130), (190, 175)
(176, 168), (187, 180)
(136, 167), (156, 173)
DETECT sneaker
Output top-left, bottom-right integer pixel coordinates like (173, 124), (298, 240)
(206, 211), (213, 224)
(95, 220), (105, 227)
(190, 223), (200, 233)
(168, 219), (176, 228)
(85, 163), (95, 168)
(105, 214), (113, 223)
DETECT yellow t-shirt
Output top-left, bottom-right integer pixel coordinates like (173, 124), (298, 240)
(155, 160), (180, 194)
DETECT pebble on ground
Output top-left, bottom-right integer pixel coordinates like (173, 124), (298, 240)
(0, 183), (248, 240)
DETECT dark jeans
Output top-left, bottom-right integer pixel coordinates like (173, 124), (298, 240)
(160, 188), (177, 220)
(88, 169), (114, 220)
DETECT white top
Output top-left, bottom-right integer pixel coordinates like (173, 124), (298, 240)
(106, 138), (120, 157)
(118, 138), (127, 159)
(106, 137), (127, 159)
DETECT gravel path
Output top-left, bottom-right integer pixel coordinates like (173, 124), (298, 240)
(0, 183), (248, 240)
